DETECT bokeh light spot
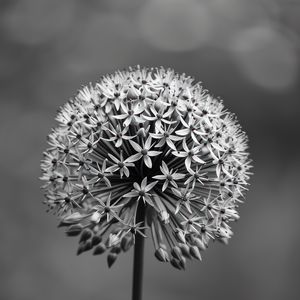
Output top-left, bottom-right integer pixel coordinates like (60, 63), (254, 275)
(2, 0), (76, 46)
(138, 0), (212, 52)
(232, 25), (299, 91)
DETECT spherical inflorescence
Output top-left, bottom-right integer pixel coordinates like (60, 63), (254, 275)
(40, 66), (251, 269)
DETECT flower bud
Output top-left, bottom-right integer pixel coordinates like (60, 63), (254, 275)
(171, 246), (182, 260)
(190, 245), (202, 260)
(77, 241), (92, 256)
(178, 243), (191, 259)
(84, 240), (93, 252)
(107, 252), (118, 268)
(110, 246), (121, 254)
(58, 212), (83, 227)
(159, 210), (170, 224)
(170, 258), (182, 270)
(79, 228), (93, 242)
(121, 235), (134, 252)
(178, 256), (186, 270)
(194, 238), (207, 251)
(174, 228), (186, 243)
(155, 248), (170, 262)
(65, 224), (83, 237)
(90, 211), (101, 223)
(91, 235), (102, 246)
(93, 243), (106, 255)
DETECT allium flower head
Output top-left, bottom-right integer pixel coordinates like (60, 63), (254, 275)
(41, 66), (251, 269)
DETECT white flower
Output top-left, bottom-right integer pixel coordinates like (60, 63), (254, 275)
(41, 66), (251, 269)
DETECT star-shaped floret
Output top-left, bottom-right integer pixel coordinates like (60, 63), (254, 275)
(106, 151), (134, 178)
(152, 161), (185, 191)
(103, 124), (135, 148)
(150, 125), (183, 151)
(113, 102), (145, 126)
(176, 116), (206, 144)
(172, 139), (205, 170)
(184, 166), (208, 187)
(91, 193), (124, 223)
(126, 136), (162, 168)
(180, 215), (203, 233)
(143, 104), (175, 130)
(123, 177), (157, 206)
(89, 160), (111, 186)
(171, 185), (195, 214)
(208, 146), (232, 178)
(46, 190), (82, 215)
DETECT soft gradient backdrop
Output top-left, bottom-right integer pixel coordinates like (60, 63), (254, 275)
(0, 1), (299, 300)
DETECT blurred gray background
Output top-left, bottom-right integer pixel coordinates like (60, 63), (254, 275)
(0, 0), (299, 300)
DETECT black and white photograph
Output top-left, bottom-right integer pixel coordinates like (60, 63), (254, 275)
(0, 1), (299, 300)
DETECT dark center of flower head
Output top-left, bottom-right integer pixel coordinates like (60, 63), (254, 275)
(63, 176), (68, 182)
(82, 187), (89, 194)
(118, 162), (125, 168)
(64, 196), (71, 203)
(157, 113), (162, 119)
(188, 150), (194, 156)
(164, 132), (170, 138)
(139, 190), (146, 196)
(104, 206), (110, 213)
(166, 174), (173, 181)
(141, 149), (148, 155)
(52, 158), (57, 165)
(182, 196), (188, 202)
(98, 173), (104, 178)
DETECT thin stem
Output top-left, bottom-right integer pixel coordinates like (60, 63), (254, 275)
(132, 203), (146, 300)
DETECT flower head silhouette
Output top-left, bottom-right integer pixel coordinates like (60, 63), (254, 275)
(41, 66), (251, 270)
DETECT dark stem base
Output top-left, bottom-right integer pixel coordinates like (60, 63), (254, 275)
(132, 204), (145, 300)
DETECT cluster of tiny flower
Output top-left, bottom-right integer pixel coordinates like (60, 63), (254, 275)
(40, 66), (251, 270)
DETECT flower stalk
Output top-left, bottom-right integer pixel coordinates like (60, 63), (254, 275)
(132, 203), (146, 300)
